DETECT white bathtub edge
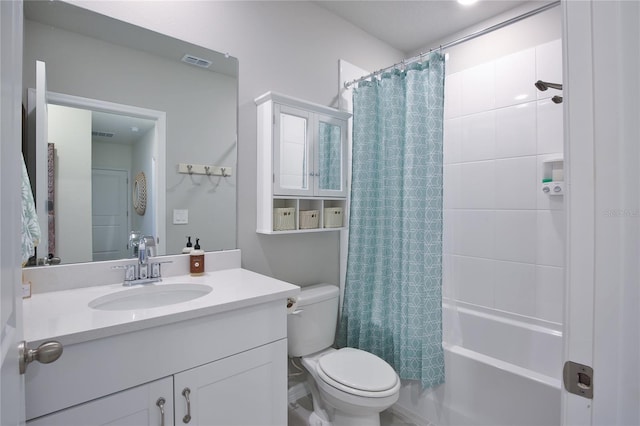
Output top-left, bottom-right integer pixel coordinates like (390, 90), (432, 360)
(443, 343), (562, 390)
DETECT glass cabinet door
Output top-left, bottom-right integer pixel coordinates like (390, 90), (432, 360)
(273, 105), (312, 196)
(315, 114), (347, 197)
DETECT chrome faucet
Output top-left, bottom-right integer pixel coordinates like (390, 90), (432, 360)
(114, 235), (170, 286)
(137, 236), (156, 279)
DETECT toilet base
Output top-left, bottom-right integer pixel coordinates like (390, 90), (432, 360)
(308, 412), (330, 426)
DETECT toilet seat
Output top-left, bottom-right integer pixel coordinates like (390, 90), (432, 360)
(316, 348), (399, 398)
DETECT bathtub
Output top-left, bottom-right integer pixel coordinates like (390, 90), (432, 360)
(392, 302), (562, 426)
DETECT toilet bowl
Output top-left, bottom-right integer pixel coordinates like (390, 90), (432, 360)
(287, 284), (401, 426)
(301, 347), (400, 425)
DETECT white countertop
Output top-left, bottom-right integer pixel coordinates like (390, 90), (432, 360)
(23, 268), (299, 346)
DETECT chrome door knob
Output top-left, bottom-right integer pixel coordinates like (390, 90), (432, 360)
(18, 340), (63, 374)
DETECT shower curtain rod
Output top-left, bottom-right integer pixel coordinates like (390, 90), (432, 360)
(344, 0), (561, 89)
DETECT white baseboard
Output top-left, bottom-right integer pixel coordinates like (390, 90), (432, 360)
(389, 403), (434, 426)
(288, 382), (310, 404)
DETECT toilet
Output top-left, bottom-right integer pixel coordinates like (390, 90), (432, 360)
(288, 284), (400, 426)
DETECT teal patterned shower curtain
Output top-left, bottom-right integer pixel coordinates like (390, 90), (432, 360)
(337, 53), (445, 388)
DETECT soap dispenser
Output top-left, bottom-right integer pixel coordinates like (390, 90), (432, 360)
(190, 238), (204, 276)
(182, 236), (193, 254)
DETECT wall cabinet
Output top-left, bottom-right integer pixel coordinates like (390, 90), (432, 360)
(256, 92), (351, 234)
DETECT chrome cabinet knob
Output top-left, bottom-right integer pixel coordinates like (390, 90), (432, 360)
(18, 340), (63, 374)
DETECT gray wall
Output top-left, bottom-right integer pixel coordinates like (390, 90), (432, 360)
(71, 0), (403, 286)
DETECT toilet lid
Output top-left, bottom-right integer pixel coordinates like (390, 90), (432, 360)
(317, 348), (398, 392)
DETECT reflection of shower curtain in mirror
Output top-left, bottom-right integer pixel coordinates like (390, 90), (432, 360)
(48, 143), (55, 257)
(318, 122), (341, 191)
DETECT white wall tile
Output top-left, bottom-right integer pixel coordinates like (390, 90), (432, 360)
(444, 118), (462, 164)
(456, 210), (495, 258)
(461, 62), (495, 116)
(537, 99), (564, 154)
(445, 72), (462, 118)
(443, 209), (458, 255)
(536, 39), (563, 100)
(494, 210), (537, 263)
(536, 210), (565, 267)
(460, 161), (495, 209)
(442, 254), (454, 299)
(495, 157), (538, 210)
(443, 164), (461, 209)
(494, 261), (536, 316)
(536, 154), (565, 210)
(455, 255), (495, 307)
(495, 48), (537, 108)
(446, 41), (566, 325)
(495, 102), (537, 159)
(535, 265), (564, 323)
(461, 111), (495, 162)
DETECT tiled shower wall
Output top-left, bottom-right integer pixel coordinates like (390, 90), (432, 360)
(443, 39), (564, 324)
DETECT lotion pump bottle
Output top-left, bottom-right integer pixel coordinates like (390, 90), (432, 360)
(190, 238), (204, 276)
(182, 236), (193, 254)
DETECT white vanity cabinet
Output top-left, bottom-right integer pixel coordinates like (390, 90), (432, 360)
(174, 340), (286, 425)
(256, 92), (351, 234)
(25, 298), (289, 426)
(27, 377), (174, 426)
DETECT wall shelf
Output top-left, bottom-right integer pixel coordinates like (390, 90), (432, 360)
(255, 92), (351, 234)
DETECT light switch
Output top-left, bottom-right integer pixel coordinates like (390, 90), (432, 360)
(173, 209), (189, 225)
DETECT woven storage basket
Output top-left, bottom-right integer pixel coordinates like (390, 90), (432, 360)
(323, 207), (343, 228)
(273, 207), (295, 231)
(299, 210), (319, 229)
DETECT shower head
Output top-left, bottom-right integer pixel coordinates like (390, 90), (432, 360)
(534, 80), (563, 91)
(551, 95), (563, 104)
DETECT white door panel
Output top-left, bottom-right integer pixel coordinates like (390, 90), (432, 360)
(0, 0), (26, 423)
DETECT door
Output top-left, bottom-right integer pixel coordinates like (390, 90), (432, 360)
(92, 169), (129, 261)
(0, 0), (26, 423)
(562, 1), (640, 424)
(27, 377), (173, 426)
(173, 340), (287, 426)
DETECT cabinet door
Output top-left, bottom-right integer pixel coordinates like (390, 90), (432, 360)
(273, 105), (312, 196)
(174, 340), (287, 426)
(27, 377), (173, 426)
(315, 114), (348, 197)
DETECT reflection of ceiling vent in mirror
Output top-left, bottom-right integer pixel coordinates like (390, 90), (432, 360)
(92, 131), (114, 138)
(181, 54), (212, 68)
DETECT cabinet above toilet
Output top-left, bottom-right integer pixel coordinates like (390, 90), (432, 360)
(255, 92), (351, 234)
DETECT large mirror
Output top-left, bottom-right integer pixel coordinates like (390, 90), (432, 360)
(23, 0), (238, 265)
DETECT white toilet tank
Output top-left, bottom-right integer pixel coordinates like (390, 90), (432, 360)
(288, 284), (339, 357)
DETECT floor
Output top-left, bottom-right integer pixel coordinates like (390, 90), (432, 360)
(288, 395), (419, 426)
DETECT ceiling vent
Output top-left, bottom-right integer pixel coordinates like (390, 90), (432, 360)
(181, 54), (212, 69)
(92, 131), (114, 138)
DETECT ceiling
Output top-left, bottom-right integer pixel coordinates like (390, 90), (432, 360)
(314, 0), (552, 54)
(92, 111), (155, 145)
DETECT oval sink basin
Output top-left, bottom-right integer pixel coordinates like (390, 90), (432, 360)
(89, 284), (212, 311)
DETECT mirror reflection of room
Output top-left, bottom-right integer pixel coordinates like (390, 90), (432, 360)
(22, 1), (238, 265)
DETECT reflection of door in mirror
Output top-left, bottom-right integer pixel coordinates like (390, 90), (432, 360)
(92, 169), (129, 261)
(41, 100), (161, 264)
